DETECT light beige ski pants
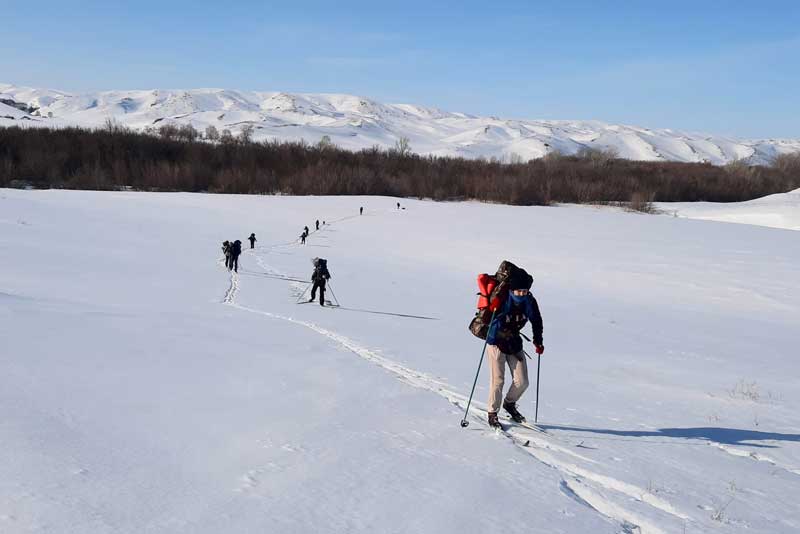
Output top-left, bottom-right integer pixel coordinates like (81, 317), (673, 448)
(487, 345), (529, 413)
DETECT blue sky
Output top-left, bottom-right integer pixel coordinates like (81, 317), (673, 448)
(2, 0), (798, 137)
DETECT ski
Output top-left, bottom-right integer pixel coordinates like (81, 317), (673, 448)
(483, 419), (535, 448)
(503, 417), (558, 439)
(503, 416), (547, 434)
(502, 417), (584, 448)
(296, 300), (338, 307)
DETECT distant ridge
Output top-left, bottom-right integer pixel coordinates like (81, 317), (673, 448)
(2, 82), (798, 165)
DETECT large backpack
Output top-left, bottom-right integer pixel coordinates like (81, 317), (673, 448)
(468, 260), (524, 339)
(312, 258), (329, 281)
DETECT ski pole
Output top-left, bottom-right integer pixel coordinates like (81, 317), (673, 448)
(327, 282), (340, 306)
(460, 309), (497, 428)
(534, 353), (541, 423)
(296, 283), (312, 303)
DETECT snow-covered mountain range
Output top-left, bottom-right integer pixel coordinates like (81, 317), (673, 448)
(2, 82), (799, 165)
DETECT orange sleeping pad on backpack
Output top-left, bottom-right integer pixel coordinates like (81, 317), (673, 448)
(476, 273), (499, 311)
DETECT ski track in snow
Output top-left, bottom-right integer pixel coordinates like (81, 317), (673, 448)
(714, 443), (800, 476)
(219, 219), (692, 534)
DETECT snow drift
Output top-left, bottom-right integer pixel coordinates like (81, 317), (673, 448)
(659, 188), (800, 231)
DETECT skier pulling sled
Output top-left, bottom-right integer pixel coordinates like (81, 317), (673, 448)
(463, 261), (544, 429)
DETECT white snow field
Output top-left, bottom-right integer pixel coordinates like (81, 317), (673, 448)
(2, 82), (799, 165)
(658, 188), (800, 231)
(1, 189), (799, 534)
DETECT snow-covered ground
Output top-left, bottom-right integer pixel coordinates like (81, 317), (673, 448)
(658, 188), (800, 231)
(1, 189), (799, 533)
(2, 82), (799, 164)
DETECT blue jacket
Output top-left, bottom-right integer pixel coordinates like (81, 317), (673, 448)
(487, 293), (543, 354)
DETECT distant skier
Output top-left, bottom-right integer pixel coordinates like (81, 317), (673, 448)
(315, 220), (320, 231)
(485, 269), (544, 428)
(304, 225), (309, 236)
(230, 240), (242, 272)
(222, 240), (231, 269)
(397, 202), (400, 210)
(360, 206), (363, 215)
(309, 258), (331, 306)
(300, 230), (307, 245)
(248, 233), (257, 249)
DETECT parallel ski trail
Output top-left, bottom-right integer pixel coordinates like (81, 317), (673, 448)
(220, 211), (692, 534)
(222, 273), (689, 533)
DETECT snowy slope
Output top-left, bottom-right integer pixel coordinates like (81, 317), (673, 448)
(0, 101), (35, 121)
(1, 82), (798, 164)
(2, 190), (799, 533)
(658, 188), (800, 231)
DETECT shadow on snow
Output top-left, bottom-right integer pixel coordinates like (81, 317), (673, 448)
(541, 424), (800, 448)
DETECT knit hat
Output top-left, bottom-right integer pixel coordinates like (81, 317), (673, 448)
(509, 270), (533, 291)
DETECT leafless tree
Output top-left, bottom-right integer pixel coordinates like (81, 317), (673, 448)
(771, 152), (800, 176)
(176, 124), (199, 142)
(239, 124), (255, 144)
(220, 129), (234, 144)
(1, 125), (798, 205)
(205, 125), (219, 141)
(316, 135), (334, 151)
(394, 136), (411, 156)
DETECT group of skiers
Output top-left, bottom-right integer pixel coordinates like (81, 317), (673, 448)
(301, 218), (333, 244)
(218, 204), (542, 430)
(221, 240), (242, 272)
(361, 204), (403, 214)
(221, 234), (257, 272)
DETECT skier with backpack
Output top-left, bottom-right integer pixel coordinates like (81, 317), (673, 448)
(230, 240), (242, 272)
(467, 261), (544, 429)
(309, 258), (331, 306)
(248, 233), (257, 249)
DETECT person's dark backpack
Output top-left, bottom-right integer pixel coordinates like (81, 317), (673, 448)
(312, 257), (330, 281)
(468, 260), (526, 339)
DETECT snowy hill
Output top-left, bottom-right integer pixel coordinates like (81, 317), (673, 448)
(2, 82), (799, 164)
(2, 189), (799, 533)
(659, 188), (800, 231)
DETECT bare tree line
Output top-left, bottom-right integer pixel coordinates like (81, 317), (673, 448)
(1, 124), (798, 206)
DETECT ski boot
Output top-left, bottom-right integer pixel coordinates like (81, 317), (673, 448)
(488, 412), (501, 429)
(503, 401), (526, 423)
